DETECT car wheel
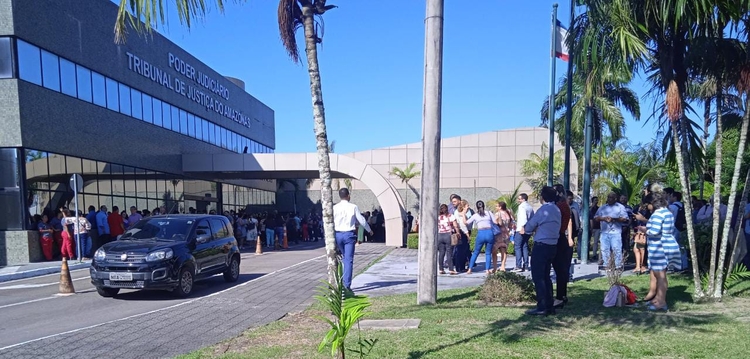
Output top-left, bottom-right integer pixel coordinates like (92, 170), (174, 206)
(96, 287), (120, 297)
(223, 255), (240, 282)
(173, 266), (194, 298)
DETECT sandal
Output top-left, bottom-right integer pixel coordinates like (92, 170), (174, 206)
(633, 268), (642, 274)
(439, 270), (446, 275)
(449, 271), (458, 275)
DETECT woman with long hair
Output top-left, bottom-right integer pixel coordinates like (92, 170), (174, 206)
(466, 201), (496, 275)
(437, 204), (457, 274)
(636, 193), (680, 311)
(492, 202), (514, 272)
(451, 200), (471, 272)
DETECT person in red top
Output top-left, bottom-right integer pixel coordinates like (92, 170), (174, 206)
(108, 205), (126, 239)
(552, 184), (574, 309)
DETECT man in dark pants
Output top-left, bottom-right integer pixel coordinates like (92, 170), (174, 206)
(552, 184), (574, 309)
(514, 193), (534, 272)
(524, 186), (562, 316)
(333, 188), (372, 292)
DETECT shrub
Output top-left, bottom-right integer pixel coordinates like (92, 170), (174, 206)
(477, 271), (536, 305)
(406, 233), (419, 249)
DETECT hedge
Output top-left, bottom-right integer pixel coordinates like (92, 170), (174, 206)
(406, 232), (534, 255)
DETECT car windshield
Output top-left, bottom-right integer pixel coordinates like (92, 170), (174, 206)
(121, 218), (193, 241)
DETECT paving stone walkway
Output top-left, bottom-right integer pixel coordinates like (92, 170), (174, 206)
(0, 244), (391, 359)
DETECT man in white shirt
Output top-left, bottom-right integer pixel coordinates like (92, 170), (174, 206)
(333, 188), (373, 292)
(514, 193), (535, 272)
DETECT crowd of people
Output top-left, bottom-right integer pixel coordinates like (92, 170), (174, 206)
(433, 183), (696, 315)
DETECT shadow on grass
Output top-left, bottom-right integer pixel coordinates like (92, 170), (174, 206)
(405, 277), (730, 359)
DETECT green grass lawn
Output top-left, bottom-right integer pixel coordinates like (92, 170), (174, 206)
(180, 274), (750, 359)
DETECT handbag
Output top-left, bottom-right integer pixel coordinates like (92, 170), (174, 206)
(489, 212), (502, 236)
(451, 233), (459, 246)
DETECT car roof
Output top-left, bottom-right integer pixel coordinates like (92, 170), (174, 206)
(148, 214), (228, 221)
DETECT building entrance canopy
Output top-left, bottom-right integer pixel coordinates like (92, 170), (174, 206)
(181, 153), (405, 247)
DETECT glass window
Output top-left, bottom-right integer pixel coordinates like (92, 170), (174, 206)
(162, 102), (172, 130)
(105, 77), (119, 111)
(41, 50), (60, 91)
(209, 218), (229, 239)
(187, 114), (195, 137)
(194, 117), (203, 140)
(220, 127), (227, 148)
(92, 72), (106, 106)
(17, 40), (42, 85)
(153, 98), (163, 127)
(179, 110), (188, 135)
(97, 162), (112, 196)
(131, 89), (142, 120)
(209, 123), (216, 145)
(142, 94), (152, 123)
(123, 166), (136, 197)
(172, 106), (180, 133)
(59, 58), (76, 96)
(118, 83), (131, 116)
(76, 65), (92, 102)
(201, 119), (209, 142)
(0, 38), (11, 79)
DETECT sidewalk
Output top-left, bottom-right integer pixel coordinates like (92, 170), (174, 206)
(352, 248), (607, 297)
(0, 260), (91, 283)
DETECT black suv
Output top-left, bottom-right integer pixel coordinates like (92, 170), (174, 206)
(90, 215), (241, 298)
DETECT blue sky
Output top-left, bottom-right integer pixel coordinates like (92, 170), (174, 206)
(152, 0), (663, 153)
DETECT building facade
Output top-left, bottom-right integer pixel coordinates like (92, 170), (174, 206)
(278, 128), (578, 215)
(0, 0), (276, 264)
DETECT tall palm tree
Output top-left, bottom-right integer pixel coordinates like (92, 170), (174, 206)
(114, 0), (341, 285)
(539, 71), (640, 157)
(389, 163), (421, 212)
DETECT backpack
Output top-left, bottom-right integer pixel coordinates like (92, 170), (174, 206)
(674, 203), (687, 232)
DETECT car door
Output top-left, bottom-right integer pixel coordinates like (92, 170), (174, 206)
(192, 219), (214, 274)
(207, 218), (230, 269)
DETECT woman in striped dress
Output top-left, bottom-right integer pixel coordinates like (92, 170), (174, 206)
(636, 194), (680, 311)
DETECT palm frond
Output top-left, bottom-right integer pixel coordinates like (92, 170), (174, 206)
(115, 0), (227, 44)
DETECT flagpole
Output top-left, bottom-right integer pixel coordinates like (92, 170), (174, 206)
(547, 3), (559, 187)
(563, 1), (574, 192)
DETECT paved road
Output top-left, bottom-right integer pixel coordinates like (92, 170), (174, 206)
(0, 242), (390, 358)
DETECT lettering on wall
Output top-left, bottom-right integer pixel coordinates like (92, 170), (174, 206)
(125, 52), (250, 128)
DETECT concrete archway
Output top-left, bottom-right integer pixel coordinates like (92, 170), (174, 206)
(181, 153), (406, 246)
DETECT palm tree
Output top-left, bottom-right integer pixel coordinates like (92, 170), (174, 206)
(115, 0), (341, 285)
(389, 163), (421, 212)
(520, 142), (565, 198)
(496, 184), (522, 217)
(539, 71), (640, 158)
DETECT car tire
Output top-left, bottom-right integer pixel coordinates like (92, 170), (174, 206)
(96, 287), (120, 297)
(173, 265), (194, 298)
(223, 255), (240, 282)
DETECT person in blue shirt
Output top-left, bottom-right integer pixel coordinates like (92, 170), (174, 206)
(96, 205), (111, 246)
(523, 186), (562, 316)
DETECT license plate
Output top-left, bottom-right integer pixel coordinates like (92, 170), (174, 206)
(109, 272), (133, 281)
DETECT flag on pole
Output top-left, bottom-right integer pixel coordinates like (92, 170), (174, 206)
(554, 20), (569, 62)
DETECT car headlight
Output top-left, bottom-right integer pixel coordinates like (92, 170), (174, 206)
(94, 249), (106, 261)
(146, 249), (174, 262)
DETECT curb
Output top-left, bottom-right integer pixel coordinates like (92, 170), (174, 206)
(0, 262), (90, 283)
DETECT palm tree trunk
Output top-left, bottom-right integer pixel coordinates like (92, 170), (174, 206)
(301, 4), (337, 285)
(707, 86), (724, 296)
(727, 166), (750, 273)
(671, 120), (705, 299)
(700, 98), (710, 199)
(714, 94), (750, 298)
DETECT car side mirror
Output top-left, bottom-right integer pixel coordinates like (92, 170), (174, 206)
(196, 233), (211, 244)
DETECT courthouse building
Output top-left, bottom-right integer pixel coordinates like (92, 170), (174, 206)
(0, 0), (276, 264)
